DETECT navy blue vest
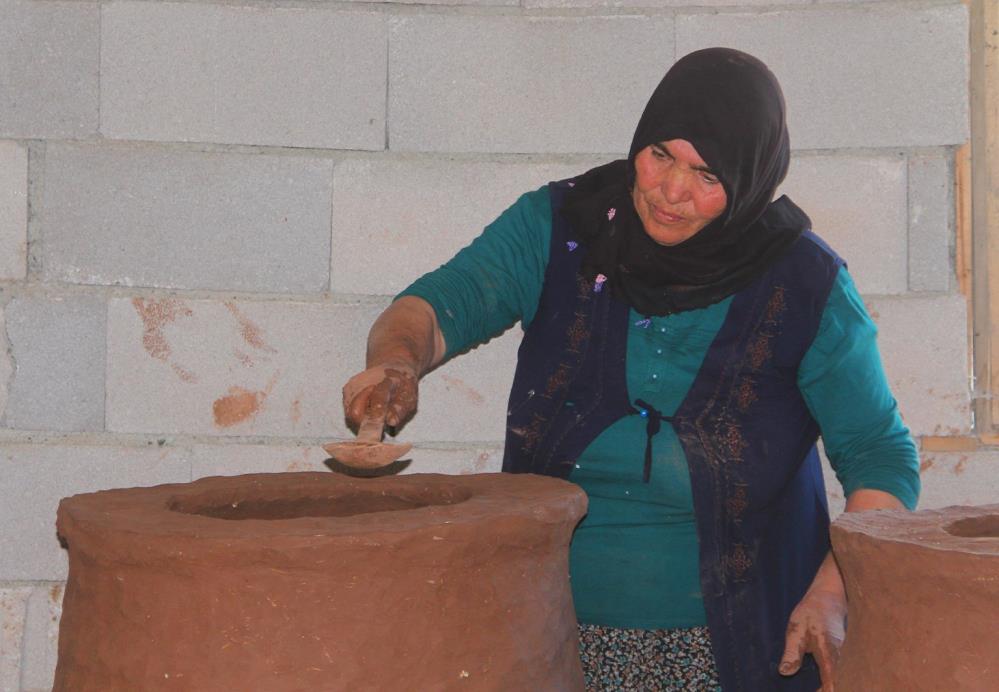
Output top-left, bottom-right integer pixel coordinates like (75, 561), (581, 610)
(503, 179), (843, 691)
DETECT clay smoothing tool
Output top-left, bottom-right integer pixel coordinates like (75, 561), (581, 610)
(322, 407), (412, 470)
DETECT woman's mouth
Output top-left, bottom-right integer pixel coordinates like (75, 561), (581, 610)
(650, 203), (685, 224)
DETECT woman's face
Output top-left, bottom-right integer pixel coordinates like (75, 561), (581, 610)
(631, 139), (728, 246)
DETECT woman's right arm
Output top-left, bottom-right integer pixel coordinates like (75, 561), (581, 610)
(341, 185), (554, 430)
(342, 296), (446, 430)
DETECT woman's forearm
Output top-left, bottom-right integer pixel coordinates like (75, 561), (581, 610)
(342, 296), (446, 428)
(366, 296), (446, 376)
(843, 487), (906, 513)
(810, 488), (907, 594)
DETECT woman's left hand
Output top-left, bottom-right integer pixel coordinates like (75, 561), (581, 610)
(780, 490), (906, 690)
(778, 557), (847, 692)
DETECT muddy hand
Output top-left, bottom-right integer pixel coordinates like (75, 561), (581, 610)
(343, 363), (419, 431)
(779, 589), (847, 691)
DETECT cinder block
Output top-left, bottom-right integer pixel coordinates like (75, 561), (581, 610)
(427, 447), (504, 475)
(389, 15), (673, 153)
(0, 1), (99, 139)
(101, 3), (386, 149)
(527, 0), (804, 6)
(865, 294), (970, 437)
(0, 308), (12, 424)
(191, 444), (337, 479)
(331, 158), (603, 295)
(106, 296), (520, 442)
(0, 585), (33, 692)
(821, 455), (846, 518)
(346, 0), (516, 4)
(189, 443), (503, 478)
(3, 294), (106, 432)
(916, 450), (999, 509)
(0, 142), (27, 281)
(39, 143), (332, 292)
(106, 298), (378, 438)
(19, 584), (62, 692)
(403, 329), (520, 444)
(676, 4), (969, 149)
(908, 153), (953, 292)
(779, 153), (907, 295)
(0, 444), (191, 580)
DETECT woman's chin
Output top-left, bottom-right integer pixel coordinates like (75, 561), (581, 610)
(644, 226), (696, 247)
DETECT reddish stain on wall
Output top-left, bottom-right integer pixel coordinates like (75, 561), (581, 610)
(469, 451), (492, 473)
(290, 398), (302, 426)
(440, 374), (485, 404)
(133, 298), (198, 383)
(225, 302), (277, 353)
(132, 298), (193, 361)
(212, 372), (280, 428)
(171, 364), (198, 383)
(285, 459), (307, 472)
(920, 458), (935, 472)
(234, 348), (255, 368)
(954, 456), (968, 475)
(213, 386), (266, 428)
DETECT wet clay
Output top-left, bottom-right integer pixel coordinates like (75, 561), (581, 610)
(831, 504), (999, 690)
(54, 472), (588, 692)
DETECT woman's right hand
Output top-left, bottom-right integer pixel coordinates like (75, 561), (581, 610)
(342, 295), (445, 432)
(342, 361), (420, 431)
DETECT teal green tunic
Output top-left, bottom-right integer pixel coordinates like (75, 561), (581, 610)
(400, 186), (919, 630)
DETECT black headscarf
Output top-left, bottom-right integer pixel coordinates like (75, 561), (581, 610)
(562, 47), (811, 315)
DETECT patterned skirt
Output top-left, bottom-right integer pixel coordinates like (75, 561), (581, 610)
(577, 623), (722, 691)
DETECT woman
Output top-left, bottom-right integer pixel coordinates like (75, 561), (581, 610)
(342, 48), (919, 691)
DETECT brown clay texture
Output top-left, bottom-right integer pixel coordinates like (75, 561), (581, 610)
(54, 472), (588, 692)
(831, 504), (999, 691)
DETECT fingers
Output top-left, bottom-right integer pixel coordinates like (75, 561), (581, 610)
(343, 369), (381, 421)
(342, 366), (419, 429)
(365, 377), (394, 420)
(779, 619), (806, 676)
(382, 368), (417, 427)
(781, 621), (841, 692)
(345, 383), (376, 427)
(813, 629), (841, 692)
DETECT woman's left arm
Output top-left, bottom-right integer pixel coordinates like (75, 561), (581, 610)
(780, 267), (920, 690)
(796, 267), (920, 510)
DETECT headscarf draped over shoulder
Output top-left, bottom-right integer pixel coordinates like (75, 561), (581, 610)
(562, 47), (810, 315)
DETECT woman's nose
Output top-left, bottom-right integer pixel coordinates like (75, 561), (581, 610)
(661, 170), (691, 204)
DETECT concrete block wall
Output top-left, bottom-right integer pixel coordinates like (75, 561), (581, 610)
(0, 0), (981, 688)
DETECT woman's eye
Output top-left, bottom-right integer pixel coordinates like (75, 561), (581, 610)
(651, 147), (671, 160)
(702, 174), (719, 185)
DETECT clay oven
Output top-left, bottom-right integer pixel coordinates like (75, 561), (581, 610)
(54, 472), (587, 691)
(831, 504), (999, 690)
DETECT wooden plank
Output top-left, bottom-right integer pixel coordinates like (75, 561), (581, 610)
(968, 0), (999, 430)
(984, 0), (999, 427)
(955, 143), (973, 297)
(956, 143), (976, 409)
(919, 436), (979, 453)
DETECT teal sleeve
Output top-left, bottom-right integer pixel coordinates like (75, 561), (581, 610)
(798, 267), (920, 509)
(396, 186), (552, 359)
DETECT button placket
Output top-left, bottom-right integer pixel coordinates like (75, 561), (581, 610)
(643, 317), (667, 392)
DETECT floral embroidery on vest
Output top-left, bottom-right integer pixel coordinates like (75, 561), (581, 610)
(726, 485), (750, 521)
(735, 376), (758, 412)
(727, 542), (753, 581)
